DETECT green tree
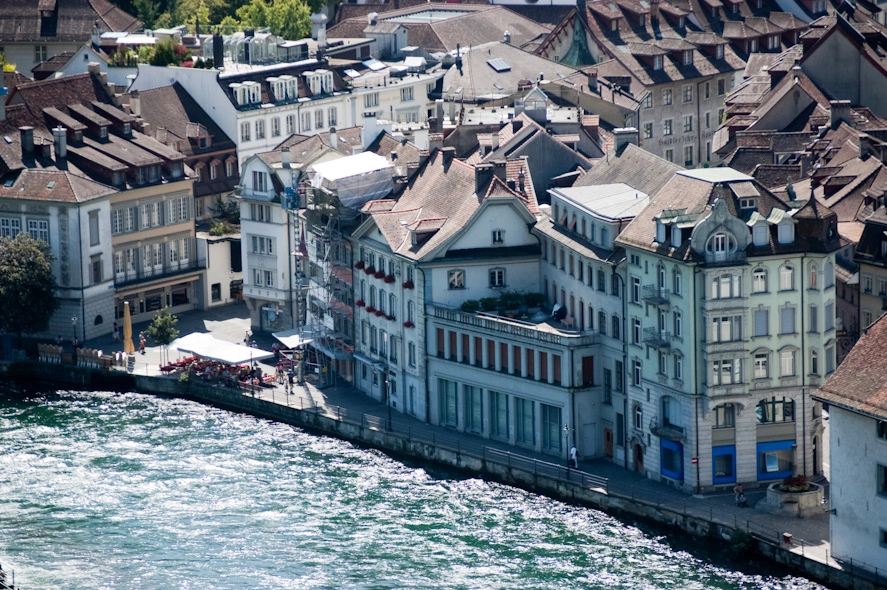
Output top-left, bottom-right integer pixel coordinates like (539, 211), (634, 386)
(148, 38), (179, 66)
(236, 0), (311, 40)
(0, 233), (60, 346)
(145, 306), (180, 365)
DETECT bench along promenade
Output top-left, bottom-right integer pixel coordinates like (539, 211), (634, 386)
(2, 304), (885, 590)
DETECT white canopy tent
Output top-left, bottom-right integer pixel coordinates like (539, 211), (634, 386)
(310, 152), (393, 209)
(171, 333), (275, 364)
(272, 329), (313, 349)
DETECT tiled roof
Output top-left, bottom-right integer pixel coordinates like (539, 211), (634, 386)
(815, 310), (887, 419)
(575, 142), (683, 197)
(0, 0), (140, 42)
(0, 168), (115, 204)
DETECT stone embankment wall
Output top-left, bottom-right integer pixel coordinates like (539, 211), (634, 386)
(1, 363), (881, 590)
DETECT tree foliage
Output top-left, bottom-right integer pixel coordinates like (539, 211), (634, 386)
(236, 0), (311, 41)
(0, 233), (60, 342)
(145, 306), (180, 365)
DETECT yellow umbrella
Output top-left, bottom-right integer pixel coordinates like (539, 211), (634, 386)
(123, 301), (135, 354)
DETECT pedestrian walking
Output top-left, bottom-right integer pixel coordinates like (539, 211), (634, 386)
(569, 446), (578, 469)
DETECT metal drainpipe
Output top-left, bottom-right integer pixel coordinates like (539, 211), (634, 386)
(612, 263), (628, 470)
(800, 253), (807, 476)
(417, 264), (431, 424)
(692, 264), (700, 493)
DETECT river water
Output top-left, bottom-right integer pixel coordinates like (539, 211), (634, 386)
(0, 391), (823, 590)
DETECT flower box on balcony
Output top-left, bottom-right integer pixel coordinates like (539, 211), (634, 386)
(402, 280), (414, 289)
(384, 274), (396, 284)
(403, 321), (415, 328)
(374, 309), (385, 317)
(364, 266), (376, 275)
(374, 270), (386, 279)
(365, 306), (376, 313)
(355, 300), (366, 307)
(355, 261), (365, 270)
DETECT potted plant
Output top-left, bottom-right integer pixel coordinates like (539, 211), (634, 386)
(764, 474), (823, 517)
(374, 309), (385, 317)
(479, 297), (498, 312)
(364, 266), (376, 275)
(523, 292), (545, 312)
(374, 269), (386, 279)
(402, 280), (415, 289)
(403, 321), (415, 328)
(355, 260), (365, 270)
(356, 299), (366, 307)
(366, 305), (376, 313)
(461, 299), (480, 312)
(384, 274), (396, 284)
(780, 474), (810, 493)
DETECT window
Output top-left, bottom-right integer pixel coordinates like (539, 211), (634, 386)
(810, 348), (819, 375)
(825, 345), (835, 374)
(250, 235), (274, 255)
(704, 81), (711, 99)
(599, 311), (607, 336)
(658, 351), (667, 375)
(615, 361), (624, 391)
(167, 197), (189, 223)
(663, 119), (673, 136)
(448, 270), (464, 289)
(541, 404), (562, 453)
(611, 315), (620, 340)
(271, 117), (280, 137)
(706, 232), (736, 259)
(643, 94), (653, 108)
(754, 353), (768, 379)
(301, 111), (311, 132)
(710, 274), (741, 299)
(631, 277), (640, 303)
(492, 229), (504, 244)
(809, 305), (818, 333)
(757, 396), (794, 423)
(140, 202), (161, 229)
(779, 349), (796, 377)
(408, 342), (416, 367)
(778, 222), (794, 244)
(632, 360), (642, 386)
(879, 464), (887, 497)
(710, 316), (740, 342)
(490, 391), (509, 439)
(439, 379), (458, 427)
(88, 211), (100, 246)
(664, 149), (674, 163)
(662, 396), (681, 429)
(682, 85), (692, 103)
(753, 268), (767, 293)
(753, 309), (768, 337)
(674, 355), (683, 380)
(328, 107), (338, 127)
(684, 145), (694, 167)
(878, 420), (887, 440)
(643, 122), (653, 139)
(515, 397), (534, 446)
(598, 270), (607, 293)
(27, 219), (49, 244)
(780, 307), (796, 334)
(91, 255), (102, 284)
(489, 268), (505, 288)
(824, 261), (835, 288)
(779, 265), (794, 291)
(653, 55), (663, 70)
(286, 115), (296, 135)
(711, 359), (741, 385)
(209, 164), (218, 181)
(673, 310), (682, 338)
(315, 109), (324, 129)
(241, 121), (250, 142)
(634, 404), (644, 429)
(250, 203), (271, 222)
(632, 318), (641, 345)
(717, 78), (726, 95)
(226, 160), (235, 177)
(714, 404), (735, 428)
(252, 170), (268, 192)
(809, 263), (818, 289)
(864, 309), (873, 328)
(364, 92), (380, 108)
(662, 89), (673, 106)
(35, 45), (47, 62)
(401, 86), (414, 101)
(683, 115), (693, 132)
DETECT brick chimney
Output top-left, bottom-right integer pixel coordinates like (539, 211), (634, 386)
(475, 163), (495, 195)
(20, 127), (35, 159)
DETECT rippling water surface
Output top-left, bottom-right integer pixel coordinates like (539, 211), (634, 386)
(0, 391), (823, 589)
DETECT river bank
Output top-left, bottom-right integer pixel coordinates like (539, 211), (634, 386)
(1, 360), (882, 590)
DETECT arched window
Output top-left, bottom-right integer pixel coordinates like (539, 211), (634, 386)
(379, 290), (386, 314)
(389, 294), (397, 319)
(809, 263), (818, 289)
(824, 261), (835, 288)
(407, 301), (415, 323)
(753, 267), (767, 293)
(706, 232), (736, 261)
(369, 286), (376, 308)
(779, 265), (794, 291)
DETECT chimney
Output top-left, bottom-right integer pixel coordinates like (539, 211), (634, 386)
(507, 178), (516, 191)
(491, 131), (499, 150)
(92, 21), (102, 48)
(503, 30), (511, 44)
(613, 127), (639, 154)
(859, 133), (871, 160)
(475, 163), (495, 194)
(418, 149), (430, 167)
(428, 133), (443, 153)
(0, 87), (6, 122)
(391, 150), (398, 161)
(441, 146), (455, 168)
(20, 127), (35, 159)
(512, 118), (523, 133)
(329, 126), (338, 151)
(130, 90), (141, 117)
(53, 126), (67, 166)
(587, 68), (598, 93)
(830, 100), (852, 129)
(281, 149), (292, 169)
(493, 159), (507, 181)
(213, 32), (224, 68)
(367, 11), (378, 26)
(88, 62), (101, 75)
(518, 168), (525, 194)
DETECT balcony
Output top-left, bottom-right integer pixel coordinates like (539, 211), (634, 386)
(428, 304), (597, 346)
(114, 258), (206, 288)
(643, 327), (671, 349)
(650, 418), (685, 442)
(642, 285), (670, 306)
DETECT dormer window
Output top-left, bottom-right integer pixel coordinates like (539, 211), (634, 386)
(638, 14), (645, 26)
(777, 221), (794, 244)
(656, 220), (667, 243)
(753, 224), (768, 247)
(654, 55), (663, 70)
(706, 232), (736, 261)
(99, 126), (108, 139)
(611, 20), (618, 31)
(716, 45), (724, 59)
(678, 16), (685, 27)
(683, 50), (693, 65)
(671, 226), (682, 248)
(739, 197), (757, 210)
(492, 229), (504, 245)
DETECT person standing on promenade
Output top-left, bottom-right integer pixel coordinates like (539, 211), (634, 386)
(569, 446), (578, 469)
